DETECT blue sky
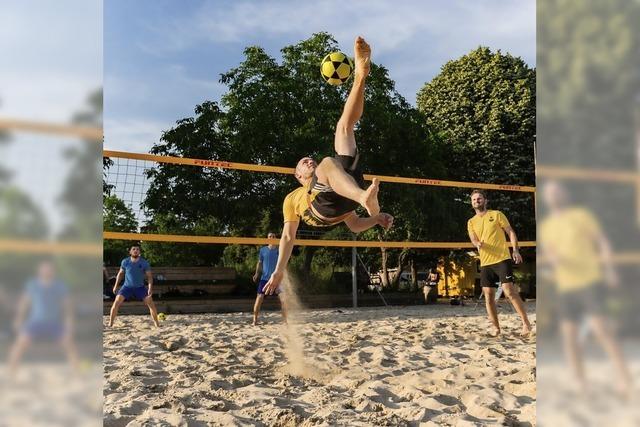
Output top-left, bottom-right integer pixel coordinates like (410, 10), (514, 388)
(0, 1), (102, 235)
(105, 0), (535, 153)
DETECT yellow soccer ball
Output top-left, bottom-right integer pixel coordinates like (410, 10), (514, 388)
(320, 52), (353, 86)
(158, 312), (166, 321)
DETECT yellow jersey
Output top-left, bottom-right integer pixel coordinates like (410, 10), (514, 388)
(467, 210), (512, 267)
(282, 184), (325, 227)
(539, 207), (603, 292)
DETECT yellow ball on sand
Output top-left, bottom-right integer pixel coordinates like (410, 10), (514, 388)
(158, 312), (166, 321)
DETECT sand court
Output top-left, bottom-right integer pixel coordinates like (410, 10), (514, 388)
(104, 303), (535, 426)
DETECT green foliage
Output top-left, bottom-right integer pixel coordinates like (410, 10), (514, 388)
(537, 1), (640, 249)
(417, 47), (536, 239)
(136, 34), (536, 282)
(103, 195), (138, 266)
(0, 186), (49, 239)
(59, 89), (103, 242)
(141, 214), (226, 266)
(141, 33), (449, 271)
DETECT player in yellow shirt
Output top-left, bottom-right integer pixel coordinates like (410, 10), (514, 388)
(263, 37), (393, 295)
(540, 181), (630, 397)
(467, 189), (531, 337)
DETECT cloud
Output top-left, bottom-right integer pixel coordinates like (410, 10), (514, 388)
(104, 117), (169, 153)
(139, 0), (534, 62)
(0, 0), (102, 121)
(106, 0), (535, 151)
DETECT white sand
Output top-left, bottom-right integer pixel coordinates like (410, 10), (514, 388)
(104, 303), (536, 426)
(0, 362), (103, 426)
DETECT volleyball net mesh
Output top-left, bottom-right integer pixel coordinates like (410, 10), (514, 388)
(103, 149), (537, 295)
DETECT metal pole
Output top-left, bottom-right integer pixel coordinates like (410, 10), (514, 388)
(352, 244), (358, 308)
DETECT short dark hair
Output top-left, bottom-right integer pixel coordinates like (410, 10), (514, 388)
(470, 189), (487, 198)
(130, 243), (141, 250)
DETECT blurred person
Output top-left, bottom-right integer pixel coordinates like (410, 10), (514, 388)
(7, 261), (78, 373)
(423, 267), (440, 304)
(540, 180), (632, 397)
(467, 189), (532, 337)
(251, 232), (287, 325)
(108, 244), (159, 327)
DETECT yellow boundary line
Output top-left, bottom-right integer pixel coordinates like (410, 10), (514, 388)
(104, 231), (536, 249)
(103, 150), (536, 192)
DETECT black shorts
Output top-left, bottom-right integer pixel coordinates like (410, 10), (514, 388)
(557, 282), (606, 323)
(305, 154), (365, 226)
(480, 259), (514, 287)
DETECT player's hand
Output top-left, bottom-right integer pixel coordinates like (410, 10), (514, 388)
(512, 250), (523, 264)
(377, 213), (394, 230)
(252, 273), (259, 283)
(263, 271), (283, 295)
(475, 241), (483, 252)
(112, 285), (118, 294)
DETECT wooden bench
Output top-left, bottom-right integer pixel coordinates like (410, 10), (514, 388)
(105, 266), (236, 297)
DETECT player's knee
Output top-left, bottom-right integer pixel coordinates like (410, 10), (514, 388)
(319, 157), (338, 168)
(336, 119), (352, 135)
(503, 286), (517, 299)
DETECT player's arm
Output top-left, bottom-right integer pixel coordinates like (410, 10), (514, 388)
(13, 293), (30, 333)
(64, 295), (74, 336)
(595, 229), (618, 287)
(253, 258), (263, 283)
(113, 268), (124, 293)
(263, 220), (299, 295)
(503, 225), (522, 264)
(467, 227), (482, 251)
(146, 270), (154, 296)
(344, 212), (393, 233)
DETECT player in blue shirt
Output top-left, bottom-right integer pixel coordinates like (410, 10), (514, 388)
(7, 261), (78, 373)
(108, 244), (159, 327)
(252, 232), (287, 325)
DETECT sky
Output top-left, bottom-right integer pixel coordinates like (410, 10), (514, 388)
(104, 0), (535, 154)
(0, 0), (102, 236)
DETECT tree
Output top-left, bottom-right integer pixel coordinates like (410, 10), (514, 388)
(103, 195), (138, 266)
(0, 99), (50, 287)
(416, 47), (536, 239)
(59, 89), (103, 243)
(0, 186), (50, 286)
(103, 157), (114, 197)
(538, 0), (640, 249)
(143, 33), (449, 278)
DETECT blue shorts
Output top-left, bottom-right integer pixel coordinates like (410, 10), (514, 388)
(118, 286), (149, 301)
(23, 321), (64, 341)
(257, 279), (281, 295)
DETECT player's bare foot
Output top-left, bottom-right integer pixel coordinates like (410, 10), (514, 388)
(360, 178), (380, 216)
(354, 36), (371, 77)
(488, 327), (501, 337)
(520, 325), (532, 338)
